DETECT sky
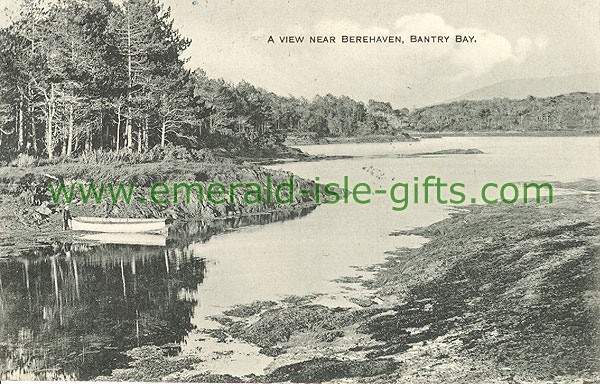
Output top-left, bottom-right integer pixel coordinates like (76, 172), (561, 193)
(2, 0), (599, 107)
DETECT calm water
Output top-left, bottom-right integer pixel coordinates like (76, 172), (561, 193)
(1, 137), (599, 379)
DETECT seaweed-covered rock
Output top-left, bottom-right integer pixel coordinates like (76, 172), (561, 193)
(264, 357), (400, 382)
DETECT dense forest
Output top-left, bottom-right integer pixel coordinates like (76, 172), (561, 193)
(0, 0), (598, 163)
(409, 93), (600, 133)
(0, 0), (406, 162)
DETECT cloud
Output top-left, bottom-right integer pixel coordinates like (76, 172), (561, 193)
(393, 13), (545, 78)
(283, 13), (546, 79)
(227, 12), (549, 106)
(314, 19), (390, 37)
(395, 13), (452, 36)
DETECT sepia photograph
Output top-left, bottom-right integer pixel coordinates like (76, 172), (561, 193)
(0, 0), (598, 382)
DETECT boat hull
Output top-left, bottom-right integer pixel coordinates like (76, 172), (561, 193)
(71, 217), (167, 233)
(81, 232), (167, 246)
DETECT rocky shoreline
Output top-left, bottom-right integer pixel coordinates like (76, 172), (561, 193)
(2, 158), (598, 383)
(101, 180), (599, 383)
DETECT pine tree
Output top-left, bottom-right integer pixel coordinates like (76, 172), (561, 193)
(108, 0), (191, 151)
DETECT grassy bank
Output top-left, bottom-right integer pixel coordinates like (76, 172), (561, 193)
(0, 159), (320, 256)
(103, 180), (600, 382)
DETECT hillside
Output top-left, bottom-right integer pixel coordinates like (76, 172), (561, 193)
(451, 74), (600, 102)
(410, 92), (600, 134)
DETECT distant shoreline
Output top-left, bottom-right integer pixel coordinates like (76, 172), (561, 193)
(285, 134), (419, 146)
(286, 131), (600, 145)
(410, 131), (600, 138)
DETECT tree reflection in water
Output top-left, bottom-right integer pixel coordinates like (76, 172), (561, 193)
(0, 242), (206, 380)
(0, 206), (315, 380)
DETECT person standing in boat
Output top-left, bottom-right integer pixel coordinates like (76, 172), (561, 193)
(62, 204), (72, 230)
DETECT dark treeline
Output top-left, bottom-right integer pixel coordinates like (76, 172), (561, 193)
(0, 0), (407, 162)
(0, 0), (286, 161)
(409, 93), (600, 133)
(0, 0), (598, 164)
(0, 0), (199, 160)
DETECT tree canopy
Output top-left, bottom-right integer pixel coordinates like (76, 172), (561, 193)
(0, 0), (598, 163)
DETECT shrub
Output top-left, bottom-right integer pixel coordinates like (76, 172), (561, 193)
(4, 145), (226, 167)
(11, 154), (37, 167)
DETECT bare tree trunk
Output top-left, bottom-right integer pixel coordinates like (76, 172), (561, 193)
(46, 85), (54, 159)
(137, 125), (142, 153)
(30, 104), (37, 153)
(126, 12), (133, 149)
(18, 96), (24, 151)
(161, 120), (166, 147)
(67, 104), (74, 156)
(85, 125), (91, 152)
(143, 116), (149, 150)
(127, 110), (133, 149)
(116, 104), (121, 152)
(99, 111), (103, 150)
(61, 136), (66, 156)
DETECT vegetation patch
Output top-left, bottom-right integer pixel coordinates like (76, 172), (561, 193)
(224, 304), (367, 348)
(99, 346), (202, 382)
(262, 357), (400, 382)
(209, 185), (600, 383)
(222, 300), (279, 318)
(361, 191), (600, 380)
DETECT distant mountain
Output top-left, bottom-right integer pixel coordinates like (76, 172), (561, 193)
(451, 73), (600, 102)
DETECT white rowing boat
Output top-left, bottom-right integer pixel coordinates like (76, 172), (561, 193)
(71, 217), (167, 233)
